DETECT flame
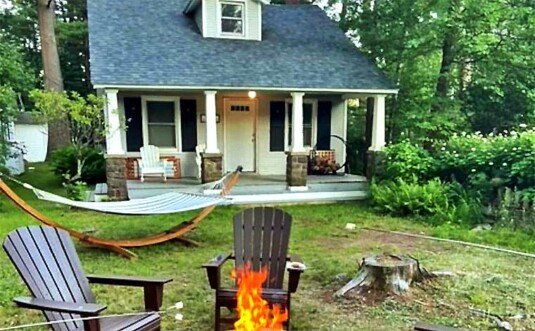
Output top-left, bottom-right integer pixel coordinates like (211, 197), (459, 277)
(232, 263), (288, 331)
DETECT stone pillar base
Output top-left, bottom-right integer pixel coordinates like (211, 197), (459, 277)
(201, 153), (223, 184)
(105, 155), (129, 201)
(286, 152), (309, 188)
(366, 150), (384, 180)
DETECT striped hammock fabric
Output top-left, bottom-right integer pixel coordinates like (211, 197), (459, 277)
(32, 189), (224, 215)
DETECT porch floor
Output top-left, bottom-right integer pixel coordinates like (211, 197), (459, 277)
(125, 173), (368, 204)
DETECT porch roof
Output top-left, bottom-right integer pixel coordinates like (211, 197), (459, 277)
(88, 0), (396, 93)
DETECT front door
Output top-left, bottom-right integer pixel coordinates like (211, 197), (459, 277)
(225, 99), (256, 172)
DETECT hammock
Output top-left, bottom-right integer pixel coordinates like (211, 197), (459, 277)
(0, 168), (242, 259)
(28, 177), (230, 215)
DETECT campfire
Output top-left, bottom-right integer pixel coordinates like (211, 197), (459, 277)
(232, 263), (288, 331)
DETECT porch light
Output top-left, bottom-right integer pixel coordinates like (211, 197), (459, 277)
(248, 91), (256, 99)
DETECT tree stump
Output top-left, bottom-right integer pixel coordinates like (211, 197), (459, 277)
(335, 254), (430, 297)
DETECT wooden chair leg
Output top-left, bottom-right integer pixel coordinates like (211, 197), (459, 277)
(143, 284), (164, 311)
(83, 318), (101, 331)
(286, 298), (291, 331)
(215, 303), (221, 331)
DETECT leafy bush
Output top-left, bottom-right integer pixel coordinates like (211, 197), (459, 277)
(51, 146), (105, 184)
(63, 181), (89, 201)
(370, 178), (483, 225)
(377, 139), (437, 183)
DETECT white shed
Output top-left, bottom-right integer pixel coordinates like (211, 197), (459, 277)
(12, 112), (48, 163)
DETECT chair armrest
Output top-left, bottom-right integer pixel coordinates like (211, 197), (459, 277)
(202, 253), (233, 290)
(87, 275), (172, 287)
(14, 297), (106, 316)
(138, 159), (143, 169)
(87, 275), (172, 312)
(286, 255), (305, 294)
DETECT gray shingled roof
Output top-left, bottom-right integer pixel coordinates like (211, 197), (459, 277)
(88, 0), (396, 91)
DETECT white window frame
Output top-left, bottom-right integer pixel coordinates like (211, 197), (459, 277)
(217, 0), (246, 38)
(141, 96), (182, 152)
(284, 99), (318, 151)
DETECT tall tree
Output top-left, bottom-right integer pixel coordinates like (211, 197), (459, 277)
(37, 0), (71, 154)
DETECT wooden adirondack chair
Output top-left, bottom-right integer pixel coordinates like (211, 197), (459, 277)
(3, 226), (172, 331)
(203, 207), (304, 331)
(139, 145), (168, 182)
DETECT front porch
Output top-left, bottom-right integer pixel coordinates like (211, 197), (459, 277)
(124, 173), (368, 204)
(100, 87), (387, 201)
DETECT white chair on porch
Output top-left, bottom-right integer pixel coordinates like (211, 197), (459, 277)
(139, 145), (168, 182)
(195, 144), (206, 181)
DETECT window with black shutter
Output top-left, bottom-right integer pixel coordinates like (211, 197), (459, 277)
(270, 101), (285, 151)
(180, 99), (197, 152)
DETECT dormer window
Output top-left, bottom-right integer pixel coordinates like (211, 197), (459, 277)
(220, 1), (245, 36)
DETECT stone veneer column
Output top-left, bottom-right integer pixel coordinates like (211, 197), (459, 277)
(105, 155), (129, 201)
(286, 151), (309, 189)
(201, 153), (223, 184)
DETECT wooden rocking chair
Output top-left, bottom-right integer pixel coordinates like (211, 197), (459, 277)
(3, 226), (173, 331)
(203, 207), (304, 331)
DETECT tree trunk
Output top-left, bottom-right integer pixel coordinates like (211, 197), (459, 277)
(38, 0), (71, 155)
(335, 254), (430, 298)
(431, 0), (459, 113)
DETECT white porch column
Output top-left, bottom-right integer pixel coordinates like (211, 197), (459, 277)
(369, 94), (386, 151)
(105, 89), (124, 155)
(290, 92), (305, 152)
(204, 90), (220, 154)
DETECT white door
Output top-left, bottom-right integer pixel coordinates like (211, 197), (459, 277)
(225, 99), (256, 172)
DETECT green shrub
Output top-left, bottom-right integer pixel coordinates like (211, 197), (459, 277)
(51, 146), (106, 184)
(370, 178), (483, 225)
(377, 139), (437, 183)
(63, 181), (89, 201)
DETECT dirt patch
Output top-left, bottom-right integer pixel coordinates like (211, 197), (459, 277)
(313, 229), (449, 253)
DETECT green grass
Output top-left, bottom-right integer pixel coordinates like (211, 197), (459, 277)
(0, 163), (534, 330)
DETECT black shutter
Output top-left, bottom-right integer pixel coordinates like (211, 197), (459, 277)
(180, 99), (197, 152)
(316, 101), (332, 149)
(270, 101), (285, 152)
(124, 97), (143, 152)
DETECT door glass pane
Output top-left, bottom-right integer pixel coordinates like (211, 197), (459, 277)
(148, 125), (176, 147)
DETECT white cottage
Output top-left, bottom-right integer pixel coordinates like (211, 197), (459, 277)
(87, 0), (397, 200)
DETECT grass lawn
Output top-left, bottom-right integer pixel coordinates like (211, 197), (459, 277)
(0, 164), (534, 330)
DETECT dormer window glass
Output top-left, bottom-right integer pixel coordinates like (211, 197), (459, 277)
(220, 2), (244, 35)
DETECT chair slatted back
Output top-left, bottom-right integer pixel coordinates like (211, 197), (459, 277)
(140, 145), (160, 167)
(233, 207), (292, 289)
(3, 226), (95, 331)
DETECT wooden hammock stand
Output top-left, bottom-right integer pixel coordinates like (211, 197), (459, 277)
(0, 170), (241, 259)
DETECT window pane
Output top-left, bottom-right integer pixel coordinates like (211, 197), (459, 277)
(304, 127), (312, 146)
(304, 104), (312, 125)
(221, 3), (242, 18)
(221, 19), (243, 33)
(148, 124), (176, 147)
(147, 101), (175, 123)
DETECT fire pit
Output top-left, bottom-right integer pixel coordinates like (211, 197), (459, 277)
(232, 264), (288, 331)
